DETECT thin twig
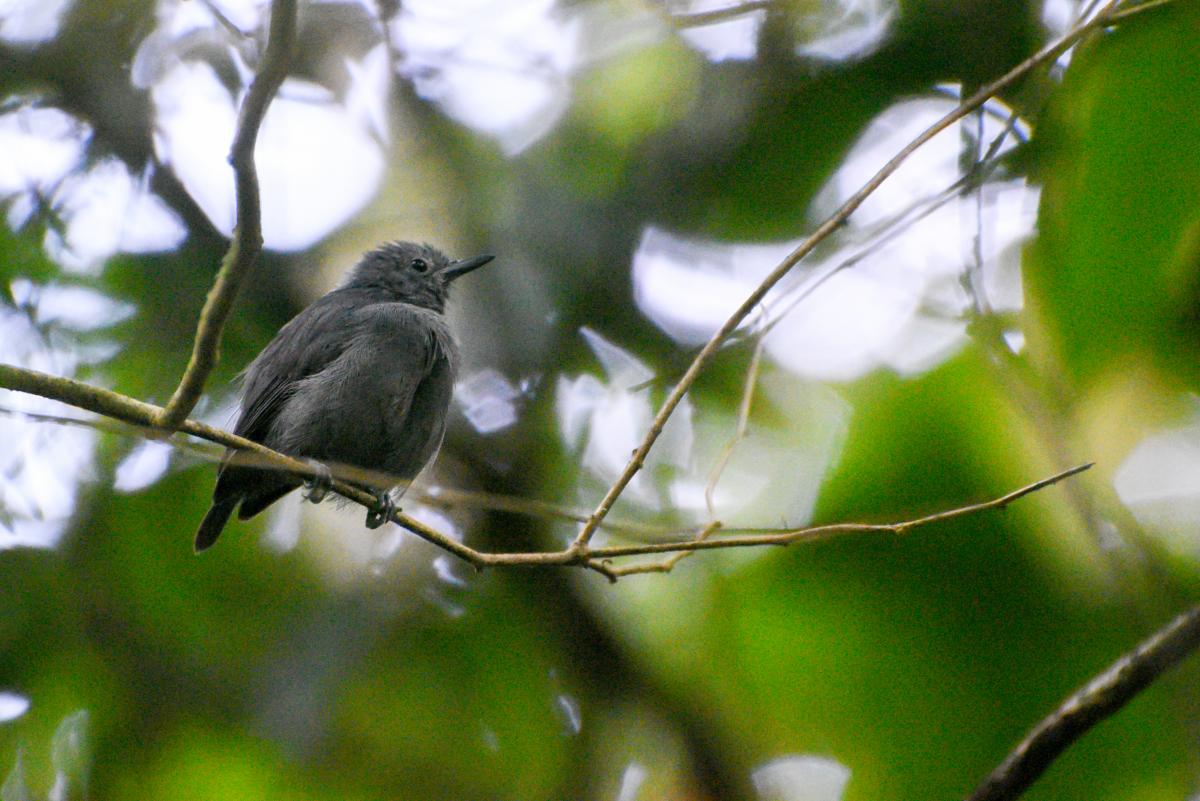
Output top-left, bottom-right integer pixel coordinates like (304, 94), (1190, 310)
(0, 401), (1090, 550)
(582, 462), (1093, 560)
(0, 362), (482, 563)
(967, 604), (1200, 801)
(759, 100), (1022, 335)
(0, 363), (1090, 580)
(668, 0), (773, 28)
(956, 95), (1110, 549)
(155, 0), (297, 429)
(602, 521), (723, 577)
(1106, 0), (1173, 24)
(0, 405), (130, 437)
(568, 0), (1123, 555)
(0, 400), (692, 538)
(705, 335), (765, 518)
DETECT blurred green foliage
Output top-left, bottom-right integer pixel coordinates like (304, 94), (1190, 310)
(2, 1), (1200, 801)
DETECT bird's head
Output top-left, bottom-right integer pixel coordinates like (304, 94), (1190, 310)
(343, 241), (493, 312)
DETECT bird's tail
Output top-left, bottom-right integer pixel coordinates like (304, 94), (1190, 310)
(194, 497), (238, 553)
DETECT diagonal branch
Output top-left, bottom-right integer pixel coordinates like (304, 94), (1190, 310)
(567, 0), (1124, 554)
(967, 604), (1200, 801)
(155, 0), (298, 430)
(0, 363), (1089, 581)
(667, 1), (773, 28)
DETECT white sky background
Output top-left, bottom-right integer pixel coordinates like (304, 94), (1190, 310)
(142, 0), (390, 250)
(633, 93), (1035, 382)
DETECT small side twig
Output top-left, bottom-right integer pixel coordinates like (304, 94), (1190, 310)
(414, 485), (682, 539)
(967, 604), (1200, 801)
(1107, 0), (1175, 24)
(668, 0), (773, 28)
(156, 0), (297, 430)
(600, 521), (724, 577)
(704, 334), (765, 519)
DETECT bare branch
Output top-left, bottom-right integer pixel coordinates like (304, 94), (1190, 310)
(568, 0), (1123, 553)
(667, 1), (773, 28)
(155, 0), (298, 430)
(967, 604), (1200, 801)
(582, 463), (1093, 560)
(0, 363), (483, 564)
(0, 363), (1089, 580)
(1107, 0), (1175, 24)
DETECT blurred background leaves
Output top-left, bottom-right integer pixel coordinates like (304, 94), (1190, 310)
(2, 0), (1200, 799)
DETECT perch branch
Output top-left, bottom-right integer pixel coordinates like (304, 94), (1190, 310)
(0, 363), (1088, 580)
(967, 604), (1200, 801)
(0, 402), (728, 542)
(155, 0), (297, 429)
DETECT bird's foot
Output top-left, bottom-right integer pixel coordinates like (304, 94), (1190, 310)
(302, 459), (333, 504)
(365, 490), (397, 529)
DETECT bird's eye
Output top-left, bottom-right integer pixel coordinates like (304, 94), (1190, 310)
(410, 258), (428, 273)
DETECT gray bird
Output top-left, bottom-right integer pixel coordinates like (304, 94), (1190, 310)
(194, 241), (493, 552)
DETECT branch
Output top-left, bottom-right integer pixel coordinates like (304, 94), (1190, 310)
(0, 401), (707, 541)
(0, 363), (482, 563)
(1107, 0), (1175, 24)
(155, 0), (298, 430)
(967, 604), (1200, 801)
(668, 1), (773, 28)
(0, 363), (1089, 581)
(568, 1), (1124, 554)
(583, 462), (1093, 560)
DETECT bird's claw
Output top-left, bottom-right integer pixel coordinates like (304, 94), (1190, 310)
(302, 459), (333, 504)
(365, 490), (396, 529)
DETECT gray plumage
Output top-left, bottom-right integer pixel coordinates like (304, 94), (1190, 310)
(194, 242), (493, 552)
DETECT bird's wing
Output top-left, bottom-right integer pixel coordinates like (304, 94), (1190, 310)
(208, 290), (367, 518)
(234, 292), (364, 442)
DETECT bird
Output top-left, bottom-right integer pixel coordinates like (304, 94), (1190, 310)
(193, 241), (493, 552)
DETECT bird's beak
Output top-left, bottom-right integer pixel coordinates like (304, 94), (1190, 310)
(441, 253), (494, 281)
